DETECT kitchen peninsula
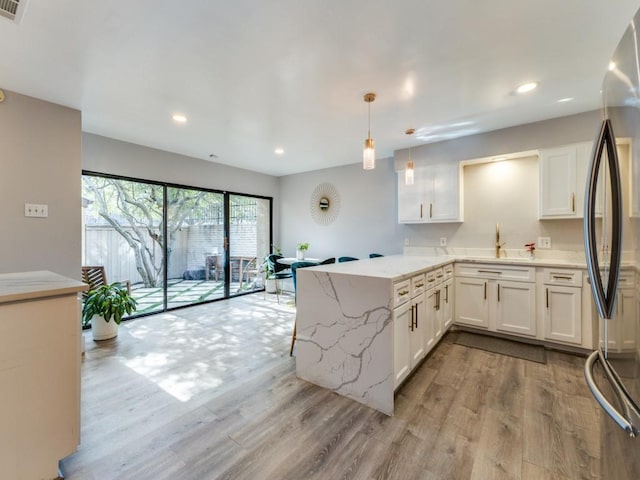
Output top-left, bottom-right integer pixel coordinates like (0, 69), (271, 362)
(295, 255), (453, 415)
(295, 253), (598, 415)
(0, 271), (86, 479)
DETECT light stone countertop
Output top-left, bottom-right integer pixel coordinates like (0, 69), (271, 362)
(306, 254), (600, 283)
(0, 270), (88, 304)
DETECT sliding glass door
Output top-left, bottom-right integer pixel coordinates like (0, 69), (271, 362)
(166, 187), (226, 308)
(228, 194), (271, 295)
(82, 176), (166, 316)
(82, 173), (272, 320)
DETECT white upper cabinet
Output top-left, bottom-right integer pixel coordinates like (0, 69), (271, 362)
(539, 142), (593, 219)
(397, 162), (462, 224)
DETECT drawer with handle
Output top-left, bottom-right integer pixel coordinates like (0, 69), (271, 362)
(426, 268), (444, 287)
(455, 263), (535, 282)
(393, 279), (411, 308)
(542, 268), (582, 287)
(411, 274), (426, 296)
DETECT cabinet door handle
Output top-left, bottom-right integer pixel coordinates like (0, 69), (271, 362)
(414, 304), (418, 328)
(409, 305), (414, 331)
(546, 288), (549, 309)
(484, 282), (487, 300)
(497, 284), (500, 302)
(445, 284), (449, 303)
(572, 192), (576, 212)
(430, 203), (433, 218)
(478, 270), (502, 275)
(420, 203), (423, 219)
(436, 290), (440, 310)
(552, 275), (573, 281)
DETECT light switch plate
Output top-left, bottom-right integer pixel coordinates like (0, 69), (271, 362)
(25, 203), (48, 218)
(440, 237), (447, 246)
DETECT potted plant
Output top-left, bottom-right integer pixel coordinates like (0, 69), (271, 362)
(82, 282), (138, 340)
(296, 242), (309, 260)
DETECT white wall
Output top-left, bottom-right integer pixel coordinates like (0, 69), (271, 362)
(279, 159), (404, 260)
(0, 90), (82, 279)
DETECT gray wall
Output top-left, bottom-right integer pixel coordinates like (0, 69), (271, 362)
(82, 132), (281, 244)
(279, 159), (405, 260)
(279, 111), (605, 258)
(397, 111), (604, 251)
(0, 90), (82, 279)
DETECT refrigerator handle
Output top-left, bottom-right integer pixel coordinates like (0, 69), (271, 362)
(584, 118), (623, 320)
(585, 350), (639, 437)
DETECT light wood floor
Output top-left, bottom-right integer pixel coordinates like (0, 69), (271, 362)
(61, 293), (606, 480)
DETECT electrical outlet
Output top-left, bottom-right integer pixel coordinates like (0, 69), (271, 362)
(538, 237), (551, 249)
(24, 203), (48, 218)
(440, 237), (447, 246)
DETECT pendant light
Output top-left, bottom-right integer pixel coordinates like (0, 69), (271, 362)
(363, 92), (376, 170)
(405, 128), (415, 185)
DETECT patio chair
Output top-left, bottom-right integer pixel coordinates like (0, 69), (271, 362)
(237, 257), (259, 291)
(205, 255), (221, 281)
(81, 266), (131, 300)
(264, 254), (292, 304)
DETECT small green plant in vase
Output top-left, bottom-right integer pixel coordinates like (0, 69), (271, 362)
(296, 242), (309, 260)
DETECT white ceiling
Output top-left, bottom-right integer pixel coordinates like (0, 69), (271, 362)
(1, 1), (639, 176)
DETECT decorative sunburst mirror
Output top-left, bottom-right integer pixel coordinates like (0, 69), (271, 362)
(310, 182), (340, 225)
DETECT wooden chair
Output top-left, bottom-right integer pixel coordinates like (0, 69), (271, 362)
(205, 255), (221, 281)
(81, 266), (131, 299)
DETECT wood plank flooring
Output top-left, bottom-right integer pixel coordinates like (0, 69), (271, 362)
(61, 294), (606, 480)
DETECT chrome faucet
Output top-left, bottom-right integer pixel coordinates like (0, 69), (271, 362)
(495, 222), (505, 258)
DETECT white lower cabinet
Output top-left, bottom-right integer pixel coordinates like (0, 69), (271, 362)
(426, 285), (439, 349)
(454, 276), (489, 328)
(393, 301), (412, 388)
(455, 263), (536, 336)
(542, 268), (583, 345)
(601, 271), (636, 352)
(411, 292), (427, 364)
(496, 280), (536, 337)
(543, 284), (582, 345)
(393, 274), (428, 389)
(393, 265), (453, 390)
(442, 277), (454, 330)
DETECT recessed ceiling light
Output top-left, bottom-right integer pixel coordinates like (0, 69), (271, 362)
(516, 82), (539, 94)
(274, 148), (285, 155)
(557, 97), (574, 103)
(609, 61), (616, 71)
(172, 114), (187, 124)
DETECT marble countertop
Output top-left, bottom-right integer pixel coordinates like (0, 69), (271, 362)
(306, 254), (598, 282)
(0, 271), (88, 304)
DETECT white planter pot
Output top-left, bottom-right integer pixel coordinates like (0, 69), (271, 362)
(296, 250), (305, 260)
(91, 314), (118, 341)
(265, 278), (278, 294)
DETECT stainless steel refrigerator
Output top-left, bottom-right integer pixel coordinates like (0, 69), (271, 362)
(584, 7), (640, 478)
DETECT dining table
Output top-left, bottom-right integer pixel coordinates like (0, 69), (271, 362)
(276, 257), (321, 266)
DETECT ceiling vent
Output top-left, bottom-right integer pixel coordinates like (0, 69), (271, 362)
(0, 0), (26, 23)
